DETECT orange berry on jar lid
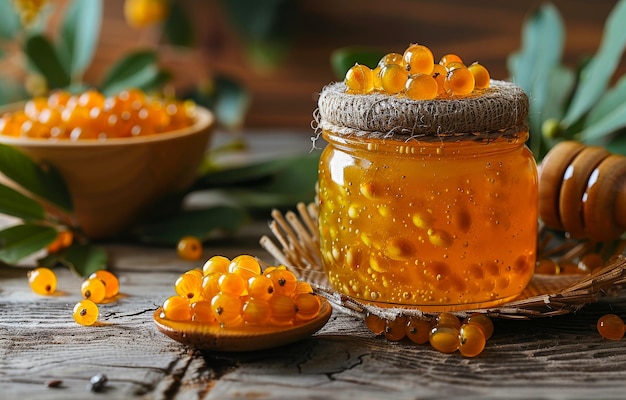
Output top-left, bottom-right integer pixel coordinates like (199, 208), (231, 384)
(378, 52), (404, 68)
(444, 66), (475, 96)
(379, 63), (409, 95)
(468, 62), (490, 89)
(403, 44), (434, 74)
(177, 235), (203, 261)
(431, 63), (448, 96)
(439, 53), (463, 67)
(597, 314), (625, 340)
(345, 64), (374, 94)
(405, 73), (438, 100)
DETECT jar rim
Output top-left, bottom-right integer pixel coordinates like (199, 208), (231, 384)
(315, 80), (528, 141)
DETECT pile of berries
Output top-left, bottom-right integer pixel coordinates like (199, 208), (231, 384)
(365, 311), (494, 357)
(0, 89), (195, 140)
(535, 253), (605, 275)
(344, 43), (490, 100)
(159, 255), (322, 328)
(27, 266), (120, 326)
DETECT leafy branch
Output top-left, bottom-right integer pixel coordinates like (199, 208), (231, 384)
(508, 0), (626, 159)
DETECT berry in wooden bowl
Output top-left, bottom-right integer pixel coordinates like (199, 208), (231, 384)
(0, 89), (215, 239)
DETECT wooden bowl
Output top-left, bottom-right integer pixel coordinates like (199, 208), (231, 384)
(0, 105), (215, 239)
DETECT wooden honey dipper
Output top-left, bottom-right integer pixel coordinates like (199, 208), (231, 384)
(538, 140), (626, 242)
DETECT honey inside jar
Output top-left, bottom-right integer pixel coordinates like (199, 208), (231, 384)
(318, 132), (537, 310)
(316, 74), (537, 311)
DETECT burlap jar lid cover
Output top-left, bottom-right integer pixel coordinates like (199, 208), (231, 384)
(316, 79), (529, 140)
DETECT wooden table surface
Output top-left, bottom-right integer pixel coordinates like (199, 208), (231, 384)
(3, 132), (626, 400)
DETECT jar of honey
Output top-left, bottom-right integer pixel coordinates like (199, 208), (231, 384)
(316, 80), (537, 311)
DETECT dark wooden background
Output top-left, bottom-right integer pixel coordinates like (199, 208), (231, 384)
(86, 1), (623, 129)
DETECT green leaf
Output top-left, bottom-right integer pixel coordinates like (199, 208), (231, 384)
(578, 102), (626, 144)
(196, 155), (301, 188)
(605, 133), (626, 156)
(134, 206), (248, 245)
(562, 0), (626, 127)
(507, 4), (565, 158)
(0, 223), (57, 264)
(331, 46), (386, 80)
(25, 34), (71, 89)
(0, 0), (20, 39)
(100, 50), (160, 95)
(0, 144), (73, 212)
(59, 0), (102, 79)
(580, 74), (626, 144)
(163, 1), (194, 47)
(0, 183), (46, 221)
(62, 242), (107, 277)
(187, 75), (250, 130)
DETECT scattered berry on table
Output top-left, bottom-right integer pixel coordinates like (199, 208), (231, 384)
(27, 267), (57, 295)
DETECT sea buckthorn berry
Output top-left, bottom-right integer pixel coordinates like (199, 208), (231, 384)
(211, 292), (243, 325)
(266, 269), (298, 296)
(177, 236), (203, 261)
(429, 325), (460, 353)
(345, 64), (374, 94)
(229, 254), (262, 280)
(175, 273), (203, 302)
(191, 301), (216, 323)
(439, 53), (463, 67)
(597, 314), (625, 340)
(458, 323), (486, 357)
(162, 295), (192, 322)
(431, 64), (448, 96)
(247, 275), (275, 300)
(372, 66), (383, 91)
(445, 67), (475, 96)
(405, 73), (438, 100)
(468, 62), (490, 89)
(535, 258), (559, 274)
(405, 317), (432, 344)
(294, 281), (314, 295)
(579, 253), (604, 273)
(218, 273), (247, 296)
(444, 61), (466, 71)
(81, 278), (107, 303)
(268, 294), (297, 325)
(378, 52), (404, 68)
(73, 299), (99, 326)
(241, 298), (271, 325)
(46, 230), (73, 253)
(559, 262), (586, 275)
(88, 270), (120, 299)
(465, 313), (494, 340)
(379, 64), (409, 95)
(294, 293), (322, 321)
(436, 312), (461, 329)
(384, 315), (407, 341)
(403, 44), (434, 74)
(184, 268), (203, 280)
(201, 272), (223, 299)
(202, 255), (230, 276)
(27, 267), (57, 295)
(365, 312), (386, 335)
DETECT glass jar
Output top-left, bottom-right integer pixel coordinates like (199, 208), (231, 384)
(316, 80), (537, 311)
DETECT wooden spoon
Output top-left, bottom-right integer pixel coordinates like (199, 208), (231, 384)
(154, 297), (332, 352)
